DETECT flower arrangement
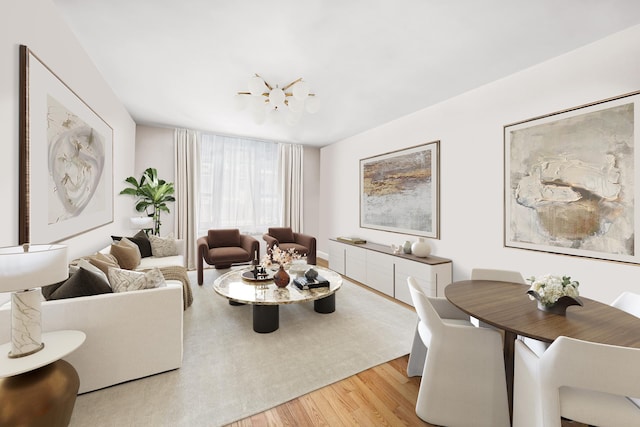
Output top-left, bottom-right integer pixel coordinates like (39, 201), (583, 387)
(261, 245), (301, 267)
(527, 274), (580, 306)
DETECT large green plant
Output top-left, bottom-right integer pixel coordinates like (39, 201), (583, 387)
(120, 168), (175, 235)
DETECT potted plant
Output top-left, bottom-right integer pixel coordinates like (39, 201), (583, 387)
(120, 168), (175, 235)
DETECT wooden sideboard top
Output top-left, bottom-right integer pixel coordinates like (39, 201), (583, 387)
(330, 238), (451, 266)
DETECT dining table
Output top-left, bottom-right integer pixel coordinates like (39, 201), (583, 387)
(445, 279), (640, 421)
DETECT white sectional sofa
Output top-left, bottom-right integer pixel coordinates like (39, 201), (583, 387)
(0, 239), (187, 394)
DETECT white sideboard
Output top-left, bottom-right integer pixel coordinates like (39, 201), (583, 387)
(328, 239), (452, 305)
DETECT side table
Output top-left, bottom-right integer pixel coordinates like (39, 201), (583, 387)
(0, 330), (86, 427)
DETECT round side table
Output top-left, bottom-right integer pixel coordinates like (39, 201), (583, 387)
(0, 330), (86, 427)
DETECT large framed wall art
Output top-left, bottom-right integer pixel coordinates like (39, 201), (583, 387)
(504, 91), (640, 264)
(360, 141), (440, 238)
(19, 45), (113, 244)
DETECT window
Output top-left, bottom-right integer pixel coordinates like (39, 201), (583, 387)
(198, 133), (281, 236)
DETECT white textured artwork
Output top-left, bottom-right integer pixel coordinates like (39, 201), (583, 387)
(506, 100), (636, 262)
(47, 95), (106, 224)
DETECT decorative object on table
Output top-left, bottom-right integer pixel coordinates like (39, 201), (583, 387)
(0, 244), (68, 358)
(526, 274), (583, 315)
(242, 265), (271, 282)
(504, 90), (640, 264)
(261, 245), (301, 268)
(337, 236), (367, 244)
(411, 237), (431, 257)
(120, 167), (175, 236)
(403, 240), (412, 254)
(360, 141), (440, 239)
(293, 274), (330, 290)
(273, 264), (291, 288)
(390, 244), (401, 254)
(236, 74), (320, 126)
(263, 227), (317, 265)
(304, 268), (319, 281)
(19, 45), (113, 244)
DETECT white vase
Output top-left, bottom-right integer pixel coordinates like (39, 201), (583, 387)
(411, 238), (431, 257)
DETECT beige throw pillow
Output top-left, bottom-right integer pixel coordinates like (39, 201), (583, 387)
(110, 237), (141, 270)
(108, 267), (165, 293)
(149, 234), (178, 257)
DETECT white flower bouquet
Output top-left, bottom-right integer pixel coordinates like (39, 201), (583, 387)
(527, 274), (580, 307)
(261, 245), (301, 267)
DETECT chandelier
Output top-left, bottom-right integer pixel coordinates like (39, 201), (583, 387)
(236, 74), (320, 125)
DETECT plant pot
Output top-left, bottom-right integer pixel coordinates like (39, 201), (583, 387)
(529, 292), (583, 315)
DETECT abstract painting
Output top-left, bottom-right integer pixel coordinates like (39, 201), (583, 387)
(504, 91), (640, 263)
(360, 141), (439, 238)
(20, 45), (113, 244)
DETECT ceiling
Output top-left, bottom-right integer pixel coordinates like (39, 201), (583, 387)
(52, 0), (640, 147)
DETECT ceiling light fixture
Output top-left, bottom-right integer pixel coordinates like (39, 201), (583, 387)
(235, 74), (320, 126)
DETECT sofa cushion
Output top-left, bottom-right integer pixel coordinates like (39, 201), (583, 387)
(149, 234), (178, 257)
(85, 253), (120, 277)
(112, 230), (152, 258)
(269, 227), (295, 243)
(137, 255), (185, 270)
(110, 238), (141, 270)
(209, 229), (241, 248)
(45, 267), (113, 301)
(108, 267), (166, 293)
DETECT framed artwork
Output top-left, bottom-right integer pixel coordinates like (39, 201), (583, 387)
(504, 91), (640, 263)
(19, 45), (113, 244)
(360, 141), (440, 238)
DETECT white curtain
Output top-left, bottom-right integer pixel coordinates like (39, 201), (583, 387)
(279, 143), (304, 232)
(174, 128), (200, 270)
(198, 134), (280, 237)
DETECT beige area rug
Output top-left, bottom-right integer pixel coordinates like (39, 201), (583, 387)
(69, 267), (416, 426)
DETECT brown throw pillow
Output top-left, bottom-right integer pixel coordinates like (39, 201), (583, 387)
(47, 267), (113, 300)
(110, 238), (141, 270)
(86, 253), (120, 276)
(111, 230), (152, 258)
(269, 227), (295, 243)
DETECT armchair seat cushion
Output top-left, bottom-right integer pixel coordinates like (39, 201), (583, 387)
(209, 247), (251, 265)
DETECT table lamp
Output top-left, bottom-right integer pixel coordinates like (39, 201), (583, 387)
(0, 244), (67, 358)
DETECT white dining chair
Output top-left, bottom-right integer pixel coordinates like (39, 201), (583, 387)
(407, 277), (510, 427)
(513, 336), (640, 427)
(612, 291), (640, 318)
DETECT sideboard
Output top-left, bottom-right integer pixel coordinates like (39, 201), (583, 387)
(328, 239), (452, 306)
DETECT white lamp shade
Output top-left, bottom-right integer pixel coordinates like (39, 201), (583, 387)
(292, 81), (310, 100)
(130, 216), (154, 229)
(234, 93), (249, 110)
(248, 76), (267, 96)
(287, 96), (305, 113)
(0, 244), (68, 292)
(305, 95), (321, 113)
(268, 87), (286, 109)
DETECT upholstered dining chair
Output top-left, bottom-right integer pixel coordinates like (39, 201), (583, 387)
(612, 291), (640, 318)
(407, 277), (510, 427)
(197, 229), (259, 285)
(513, 336), (640, 427)
(262, 227), (316, 265)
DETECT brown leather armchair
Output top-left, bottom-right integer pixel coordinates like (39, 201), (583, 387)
(262, 227), (316, 265)
(197, 229), (259, 285)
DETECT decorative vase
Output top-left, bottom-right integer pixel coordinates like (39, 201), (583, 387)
(411, 238), (431, 258)
(528, 290), (583, 315)
(403, 240), (412, 254)
(273, 264), (290, 288)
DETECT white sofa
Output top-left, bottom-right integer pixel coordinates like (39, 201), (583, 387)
(0, 239), (186, 394)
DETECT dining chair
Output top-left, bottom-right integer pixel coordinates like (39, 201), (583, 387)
(406, 277), (472, 377)
(407, 277), (510, 427)
(612, 291), (640, 318)
(513, 336), (640, 427)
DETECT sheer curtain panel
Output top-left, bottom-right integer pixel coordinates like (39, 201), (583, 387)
(174, 128), (200, 270)
(279, 143), (304, 232)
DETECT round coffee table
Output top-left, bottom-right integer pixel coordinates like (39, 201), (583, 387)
(213, 266), (342, 333)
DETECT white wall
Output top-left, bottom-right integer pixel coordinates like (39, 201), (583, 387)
(320, 24), (640, 304)
(135, 125), (322, 239)
(1, 0), (136, 260)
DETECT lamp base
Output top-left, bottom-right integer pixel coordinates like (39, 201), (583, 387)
(8, 342), (45, 359)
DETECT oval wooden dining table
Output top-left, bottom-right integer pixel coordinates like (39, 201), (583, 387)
(445, 280), (640, 421)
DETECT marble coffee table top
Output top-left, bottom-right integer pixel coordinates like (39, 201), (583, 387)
(213, 266), (342, 306)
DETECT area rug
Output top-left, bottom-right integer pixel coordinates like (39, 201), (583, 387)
(69, 267), (416, 426)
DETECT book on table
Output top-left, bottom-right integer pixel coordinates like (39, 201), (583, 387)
(337, 236), (366, 244)
(293, 276), (330, 290)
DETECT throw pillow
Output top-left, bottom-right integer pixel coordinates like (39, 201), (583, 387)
(108, 267), (166, 293)
(76, 258), (110, 287)
(149, 234), (178, 257)
(110, 237), (141, 270)
(111, 230), (152, 258)
(269, 227), (295, 243)
(47, 267), (113, 300)
(86, 253), (120, 277)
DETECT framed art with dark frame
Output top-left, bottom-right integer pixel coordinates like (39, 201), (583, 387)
(19, 45), (113, 244)
(504, 90), (640, 264)
(360, 141), (440, 239)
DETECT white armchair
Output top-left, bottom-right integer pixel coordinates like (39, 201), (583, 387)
(514, 336), (640, 427)
(407, 276), (510, 427)
(612, 291), (640, 318)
